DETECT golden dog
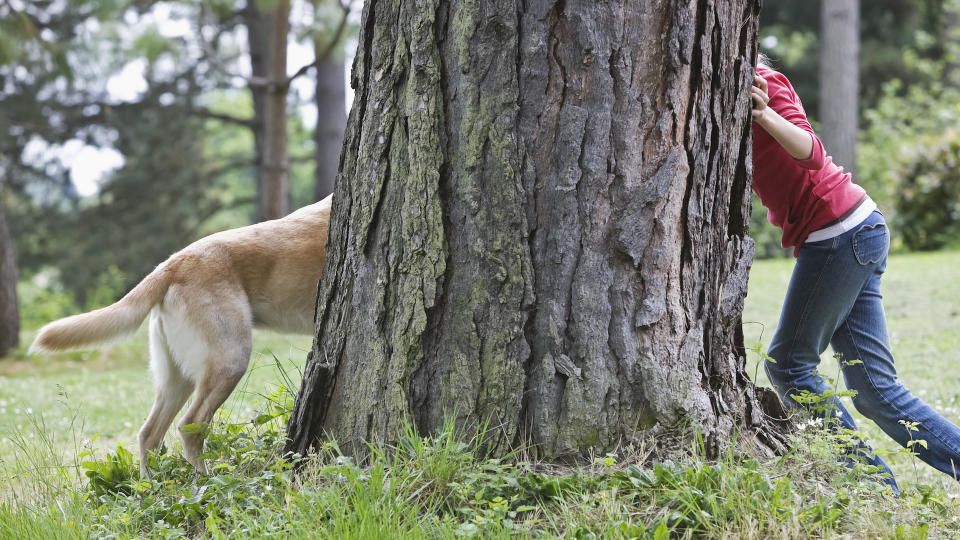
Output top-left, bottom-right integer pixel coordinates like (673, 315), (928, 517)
(29, 195), (331, 478)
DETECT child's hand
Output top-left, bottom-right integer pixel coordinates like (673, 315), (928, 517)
(751, 74), (769, 122)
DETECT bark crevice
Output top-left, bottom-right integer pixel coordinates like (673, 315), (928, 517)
(286, 0), (789, 462)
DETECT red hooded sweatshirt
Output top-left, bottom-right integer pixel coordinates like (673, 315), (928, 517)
(752, 66), (866, 255)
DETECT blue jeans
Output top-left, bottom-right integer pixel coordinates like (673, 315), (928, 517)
(765, 210), (960, 491)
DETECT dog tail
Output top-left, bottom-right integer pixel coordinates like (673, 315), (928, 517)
(28, 261), (176, 354)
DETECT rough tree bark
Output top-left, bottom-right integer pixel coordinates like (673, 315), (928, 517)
(314, 57), (346, 200)
(819, 0), (859, 177)
(0, 203), (19, 357)
(245, 0), (291, 221)
(286, 0), (785, 459)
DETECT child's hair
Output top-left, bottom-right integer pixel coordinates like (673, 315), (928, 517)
(756, 51), (772, 69)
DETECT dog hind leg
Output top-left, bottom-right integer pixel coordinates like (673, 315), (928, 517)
(177, 346), (251, 473)
(175, 298), (253, 474)
(138, 313), (194, 479)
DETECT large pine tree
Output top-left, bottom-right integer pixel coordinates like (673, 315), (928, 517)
(286, 0), (786, 459)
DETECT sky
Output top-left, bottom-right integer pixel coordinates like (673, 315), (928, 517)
(48, 1), (359, 197)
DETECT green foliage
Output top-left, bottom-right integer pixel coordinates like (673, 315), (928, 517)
(78, 383), (298, 538)
(297, 0), (359, 63)
(0, 28), (23, 66)
(895, 130), (960, 250)
(133, 27), (178, 64)
(759, 0), (950, 121)
(82, 444), (136, 498)
(15, 269), (79, 330)
(206, 0), (239, 18)
(83, 265), (127, 311)
(749, 193), (792, 259)
(85, 435), (294, 538)
(4, 377), (960, 539)
(858, 74), (960, 249)
(71, 418), (904, 539)
(757, 2), (819, 115)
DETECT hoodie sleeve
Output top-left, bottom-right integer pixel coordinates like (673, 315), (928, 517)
(762, 69), (826, 170)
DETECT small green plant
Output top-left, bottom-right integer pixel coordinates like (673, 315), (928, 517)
(81, 444), (137, 498)
(899, 418), (930, 484)
(899, 420), (928, 453)
(9, 331), (960, 538)
(80, 412), (296, 538)
(6, 408), (960, 539)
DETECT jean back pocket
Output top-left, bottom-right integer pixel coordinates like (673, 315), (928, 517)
(852, 221), (889, 265)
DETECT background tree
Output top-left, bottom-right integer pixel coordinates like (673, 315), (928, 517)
(0, 204), (17, 357)
(286, 0), (786, 459)
(0, 0), (354, 323)
(242, 0), (292, 221)
(0, 0), (124, 344)
(310, 1), (351, 200)
(759, 0), (948, 119)
(1, 1), (229, 308)
(819, 0), (860, 177)
(34, 95), (218, 305)
(206, 0), (352, 219)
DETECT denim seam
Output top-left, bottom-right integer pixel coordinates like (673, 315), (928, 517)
(840, 321), (960, 458)
(787, 236), (839, 364)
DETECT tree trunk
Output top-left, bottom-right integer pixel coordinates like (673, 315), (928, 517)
(286, 0), (784, 460)
(244, 1), (269, 220)
(245, 0), (291, 221)
(819, 0), (859, 177)
(0, 203), (19, 357)
(942, 4), (960, 88)
(314, 57), (346, 200)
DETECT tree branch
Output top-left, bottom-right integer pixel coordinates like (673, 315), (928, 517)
(317, 0), (353, 62)
(189, 106), (256, 128)
(196, 2), (275, 90)
(203, 157), (255, 180)
(196, 0), (352, 91)
(286, 0), (352, 86)
(288, 153), (317, 165)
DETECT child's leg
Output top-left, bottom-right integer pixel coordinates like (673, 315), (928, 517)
(765, 212), (897, 488)
(835, 271), (960, 479)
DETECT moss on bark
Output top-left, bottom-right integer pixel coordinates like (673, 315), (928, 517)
(286, 0), (787, 461)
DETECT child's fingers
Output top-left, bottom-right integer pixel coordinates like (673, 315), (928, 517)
(751, 87), (768, 108)
(753, 74), (768, 93)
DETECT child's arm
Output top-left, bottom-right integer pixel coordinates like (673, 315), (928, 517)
(751, 73), (815, 161)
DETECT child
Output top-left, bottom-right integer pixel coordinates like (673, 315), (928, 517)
(751, 57), (960, 492)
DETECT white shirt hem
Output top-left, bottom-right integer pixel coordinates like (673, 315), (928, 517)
(804, 197), (878, 243)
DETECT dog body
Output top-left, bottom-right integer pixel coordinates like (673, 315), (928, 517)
(29, 195), (332, 477)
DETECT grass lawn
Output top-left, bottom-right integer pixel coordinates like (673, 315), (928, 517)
(1, 250), (959, 537)
(0, 330), (313, 481)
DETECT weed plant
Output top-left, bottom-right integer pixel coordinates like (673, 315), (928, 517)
(3, 375), (958, 539)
